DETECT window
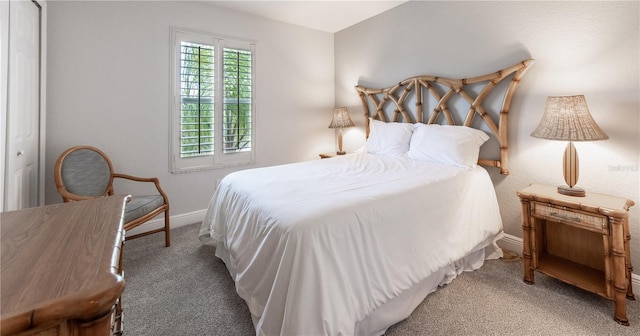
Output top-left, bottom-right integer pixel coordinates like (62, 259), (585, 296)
(179, 41), (214, 158)
(170, 28), (255, 173)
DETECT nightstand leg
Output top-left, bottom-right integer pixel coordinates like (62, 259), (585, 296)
(521, 199), (534, 284)
(623, 218), (635, 300)
(611, 216), (629, 326)
(614, 298), (629, 326)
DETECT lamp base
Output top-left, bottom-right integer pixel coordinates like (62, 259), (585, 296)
(336, 151), (346, 155)
(557, 185), (586, 197)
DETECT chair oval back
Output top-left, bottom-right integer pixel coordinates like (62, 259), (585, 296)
(55, 146), (115, 199)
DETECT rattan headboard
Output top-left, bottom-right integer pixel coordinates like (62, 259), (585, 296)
(355, 59), (533, 175)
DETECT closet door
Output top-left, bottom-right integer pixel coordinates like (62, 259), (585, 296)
(0, 1), (8, 209)
(4, 0), (41, 211)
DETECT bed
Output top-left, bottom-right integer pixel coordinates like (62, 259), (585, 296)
(199, 59), (533, 335)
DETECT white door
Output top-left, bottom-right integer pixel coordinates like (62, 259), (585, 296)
(0, 1), (8, 210)
(4, 0), (41, 211)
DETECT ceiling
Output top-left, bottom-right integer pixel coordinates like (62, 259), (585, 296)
(206, 1), (408, 33)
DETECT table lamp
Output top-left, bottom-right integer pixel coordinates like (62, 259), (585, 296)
(328, 107), (355, 155)
(530, 95), (608, 197)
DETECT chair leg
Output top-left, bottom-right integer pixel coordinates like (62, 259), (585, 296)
(164, 210), (171, 247)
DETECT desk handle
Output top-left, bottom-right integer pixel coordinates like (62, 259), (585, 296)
(549, 211), (581, 222)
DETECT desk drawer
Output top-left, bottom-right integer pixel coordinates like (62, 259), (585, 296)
(531, 202), (608, 234)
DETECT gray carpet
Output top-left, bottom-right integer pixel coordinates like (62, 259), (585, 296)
(122, 223), (639, 335)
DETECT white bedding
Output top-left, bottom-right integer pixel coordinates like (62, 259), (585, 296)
(199, 152), (504, 335)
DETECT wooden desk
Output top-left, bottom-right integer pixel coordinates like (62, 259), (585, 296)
(1, 195), (129, 336)
(517, 184), (635, 326)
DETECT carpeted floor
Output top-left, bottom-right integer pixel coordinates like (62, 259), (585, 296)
(122, 223), (639, 335)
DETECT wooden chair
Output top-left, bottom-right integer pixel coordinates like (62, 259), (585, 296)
(54, 145), (170, 247)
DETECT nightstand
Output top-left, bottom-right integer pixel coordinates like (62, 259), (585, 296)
(517, 184), (635, 326)
(319, 152), (347, 159)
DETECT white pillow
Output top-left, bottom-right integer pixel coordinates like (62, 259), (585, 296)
(363, 118), (414, 156)
(408, 124), (489, 170)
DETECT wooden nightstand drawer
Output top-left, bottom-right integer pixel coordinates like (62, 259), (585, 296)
(531, 201), (607, 234)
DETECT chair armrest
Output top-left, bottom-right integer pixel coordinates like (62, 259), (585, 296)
(112, 173), (169, 203)
(113, 173), (158, 183)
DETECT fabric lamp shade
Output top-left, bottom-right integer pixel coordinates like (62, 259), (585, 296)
(530, 95), (608, 197)
(328, 107), (355, 129)
(531, 95), (608, 142)
(328, 107), (355, 155)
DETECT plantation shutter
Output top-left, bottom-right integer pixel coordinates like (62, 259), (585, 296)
(223, 47), (252, 153)
(180, 42), (214, 157)
(170, 28), (255, 173)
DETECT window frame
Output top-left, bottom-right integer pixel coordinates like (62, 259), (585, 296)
(170, 27), (256, 173)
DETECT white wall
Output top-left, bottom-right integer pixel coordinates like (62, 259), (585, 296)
(45, 1), (335, 215)
(335, 1), (640, 265)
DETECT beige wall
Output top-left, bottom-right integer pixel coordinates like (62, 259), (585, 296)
(45, 1), (335, 215)
(335, 1), (640, 266)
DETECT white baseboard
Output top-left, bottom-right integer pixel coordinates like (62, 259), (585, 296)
(126, 209), (207, 237)
(496, 233), (524, 255)
(497, 233), (640, 289)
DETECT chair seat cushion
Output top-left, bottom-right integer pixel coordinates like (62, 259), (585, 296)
(124, 195), (165, 224)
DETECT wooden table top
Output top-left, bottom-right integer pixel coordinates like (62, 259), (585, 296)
(1, 195), (128, 334)
(517, 183), (634, 217)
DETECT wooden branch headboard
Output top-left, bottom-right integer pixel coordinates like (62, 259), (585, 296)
(355, 59), (533, 175)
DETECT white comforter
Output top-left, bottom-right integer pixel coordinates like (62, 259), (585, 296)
(199, 153), (503, 335)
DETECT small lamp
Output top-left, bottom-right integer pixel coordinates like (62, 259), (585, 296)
(531, 95), (608, 197)
(328, 107), (355, 155)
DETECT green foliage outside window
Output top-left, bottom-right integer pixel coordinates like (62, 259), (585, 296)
(179, 43), (252, 158)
